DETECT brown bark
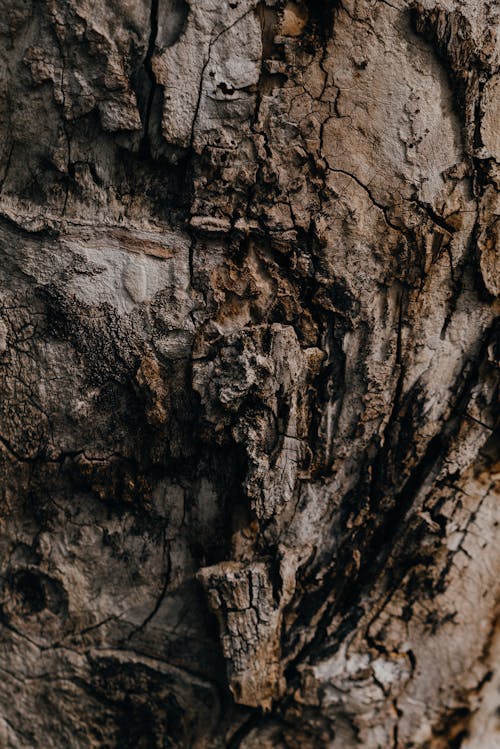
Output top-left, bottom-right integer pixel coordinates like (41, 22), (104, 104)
(0, 0), (499, 746)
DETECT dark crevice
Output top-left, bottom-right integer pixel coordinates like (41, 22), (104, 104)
(305, 0), (339, 42)
(414, 198), (457, 235)
(139, 0), (159, 157)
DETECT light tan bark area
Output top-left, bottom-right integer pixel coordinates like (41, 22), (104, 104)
(0, 0), (499, 746)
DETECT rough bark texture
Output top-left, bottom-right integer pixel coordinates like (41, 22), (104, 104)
(0, 0), (499, 746)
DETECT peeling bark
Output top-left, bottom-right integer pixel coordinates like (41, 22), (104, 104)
(0, 0), (499, 747)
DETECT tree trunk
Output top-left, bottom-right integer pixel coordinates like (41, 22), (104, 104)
(0, 0), (499, 746)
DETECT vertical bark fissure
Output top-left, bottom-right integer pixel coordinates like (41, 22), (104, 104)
(140, 0), (159, 155)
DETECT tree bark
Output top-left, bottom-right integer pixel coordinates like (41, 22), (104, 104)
(0, 0), (499, 746)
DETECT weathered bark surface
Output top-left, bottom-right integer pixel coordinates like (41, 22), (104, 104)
(0, 0), (499, 746)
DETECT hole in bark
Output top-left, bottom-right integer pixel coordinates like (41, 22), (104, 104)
(218, 81), (235, 96)
(2, 568), (69, 620)
(9, 570), (46, 614)
(304, 0), (338, 40)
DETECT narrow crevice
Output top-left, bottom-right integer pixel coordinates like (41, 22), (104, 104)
(0, 140), (14, 195)
(414, 198), (457, 235)
(139, 0), (159, 156)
